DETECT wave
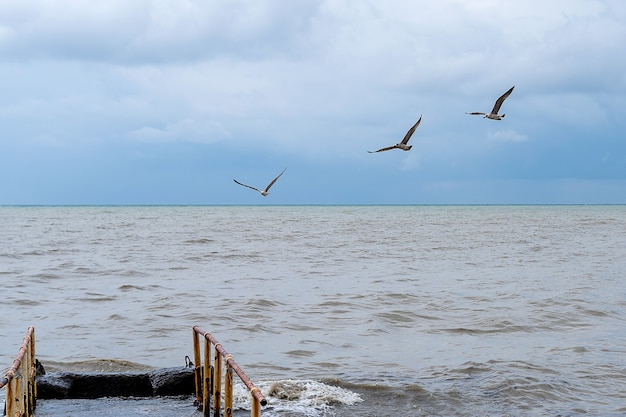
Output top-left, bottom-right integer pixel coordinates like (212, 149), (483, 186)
(233, 379), (362, 416)
(40, 359), (155, 373)
(182, 238), (215, 244)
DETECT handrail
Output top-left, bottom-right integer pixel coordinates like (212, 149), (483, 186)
(192, 325), (267, 417)
(1, 326), (37, 417)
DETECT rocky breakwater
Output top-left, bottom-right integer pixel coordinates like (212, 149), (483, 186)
(36, 367), (195, 399)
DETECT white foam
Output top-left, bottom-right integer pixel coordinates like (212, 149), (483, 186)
(231, 379), (362, 416)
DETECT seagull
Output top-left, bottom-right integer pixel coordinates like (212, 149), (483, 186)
(466, 86), (515, 120)
(233, 167), (286, 197)
(368, 115), (422, 153)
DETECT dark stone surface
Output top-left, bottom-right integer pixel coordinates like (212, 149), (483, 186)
(36, 374), (72, 399)
(150, 367), (196, 396)
(36, 367), (195, 399)
(69, 373), (154, 398)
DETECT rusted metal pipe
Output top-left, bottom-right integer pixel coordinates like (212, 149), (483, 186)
(192, 329), (202, 405)
(202, 338), (210, 417)
(2, 326), (36, 417)
(1, 326), (34, 388)
(252, 395), (262, 417)
(224, 362), (234, 417)
(213, 346), (222, 416)
(192, 326), (268, 408)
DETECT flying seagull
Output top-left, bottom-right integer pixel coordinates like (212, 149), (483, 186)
(368, 115), (422, 153)
(466, 86), (515, 120)
(233, 167), (286, 197)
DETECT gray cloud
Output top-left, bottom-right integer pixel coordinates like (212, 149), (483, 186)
(1, 0), (625, 203)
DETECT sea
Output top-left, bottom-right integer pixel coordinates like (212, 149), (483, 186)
(1, 205), (625, 417)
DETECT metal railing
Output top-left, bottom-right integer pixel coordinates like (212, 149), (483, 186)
(1, 326), (37, 417)
(192, 326), (267, 417)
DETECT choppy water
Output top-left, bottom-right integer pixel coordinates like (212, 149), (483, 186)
(1, 205), (625, 416)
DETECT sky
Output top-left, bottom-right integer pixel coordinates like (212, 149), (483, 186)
(1, 0), (625, 205)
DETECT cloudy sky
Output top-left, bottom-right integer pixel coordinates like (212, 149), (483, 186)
(1, 0), (625, 205)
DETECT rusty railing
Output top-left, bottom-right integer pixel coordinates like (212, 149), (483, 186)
(192, 326), (267, 417)
(1, 326), (37, 417)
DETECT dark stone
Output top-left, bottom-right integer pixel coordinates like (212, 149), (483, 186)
(36, 367), (194, 399)
(149, 367), (195, 396)
(36, 359), (46, 376)
(36, 374), (72, 399)
(69, 373), (153, 398)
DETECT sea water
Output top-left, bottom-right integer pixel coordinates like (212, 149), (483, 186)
(1, 205), (625, 416)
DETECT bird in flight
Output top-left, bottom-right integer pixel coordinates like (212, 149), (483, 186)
(466, 86), (515, 120)
(233, 167), (286, 196)
(368, 115), (422, 153)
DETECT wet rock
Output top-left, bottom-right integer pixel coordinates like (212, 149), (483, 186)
(36, 359), (46, 376)
(149, 367), (195, 396)
(36, 374), (72, 399)
(36, 367), (194, 399)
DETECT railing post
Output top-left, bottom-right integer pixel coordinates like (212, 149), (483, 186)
(224, 358), (234, 417)
(192, 329), (202, 406)
(202, 338), (210, 417)
(7, 374), (25, 417)
(193, 326), (266, 416)
(3, 327), (36, 417)
(29, 328), (36, 414)
(213, 346), (222, 417)
(251, 394), (261, 417)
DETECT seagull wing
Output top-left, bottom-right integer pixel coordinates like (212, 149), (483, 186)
(233, 179), (262, 193)
(368, 145), (397, 153)
(491, 85), (514, 114)
(368, 115), (422, 153)
(400, 115), (422, 145)
(466, 112), (486, 116)
(264, 167), (287, 192)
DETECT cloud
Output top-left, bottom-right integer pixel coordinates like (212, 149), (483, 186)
(1, 0), (625, 204)
(127, 118), (229, 143)
(526, 93), (609, 126)
(488, 129), (527, 143)
(0, 1), (321, 63)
